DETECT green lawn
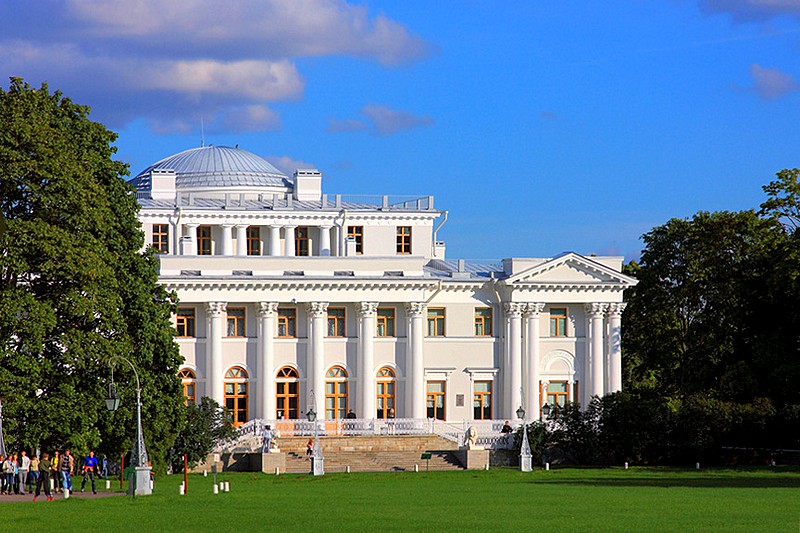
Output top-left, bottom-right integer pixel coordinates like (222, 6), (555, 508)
(3, 467), (799, 532)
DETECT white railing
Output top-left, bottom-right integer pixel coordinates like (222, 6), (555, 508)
(230, 418), (517, 450)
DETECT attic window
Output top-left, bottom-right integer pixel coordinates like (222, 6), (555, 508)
(283, 270), (305, 276)
(383, 271), (404, 277)
(180, 270), (201, 277)
(232, 270), (253, 276)
(334, 271), (355, 277)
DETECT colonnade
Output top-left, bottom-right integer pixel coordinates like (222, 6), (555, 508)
(178, 223), (337, 256)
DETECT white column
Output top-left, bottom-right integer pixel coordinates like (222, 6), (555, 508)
(235, 225), (248, 256)
(586, 303), (607, 398)
(206, 302), (226, 406)
(319, 225), (332, 256)
(525, 303), (545, 418)
(306, 302), (328, 418)
(607, 303), (626, 393)
(183, 224), (198, 255)
(269, 225), (281, 256)
(331, 226), (340, 256)
(405, 302), (426, 419)
(257, 302), (278, 419)
(171, 218), (181, 255)
(221, 224), (234, 256)
(358, 302), (378, 419)
(284, 226), (296, 257)
(504, 303), (524, 418)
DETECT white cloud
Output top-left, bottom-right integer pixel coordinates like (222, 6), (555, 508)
(362, 105), (434, 135)
(220, 105), (282, 133)
(748, 63), (799, 99)
(699, 0), (800, 22)
(266, 156), (317, 175)
(326, 118), (368, 132)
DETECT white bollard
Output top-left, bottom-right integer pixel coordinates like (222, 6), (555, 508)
(64, 488), (70, 499)
(346, 466), (350, 473)
(203, 470), (208, 477)
(275, 467), (280, 476)
(414, 464), (419, 472)
(150, 479), (154, 490)
(484, 463), (489, 470)
(224, 482), (230, 492)
(105, 480), (111, 490)
(624, 462), (629, 470)
(50, 479), (54, 491)
(545, 463), (550, 471)
(696, 462), (700, 470)
(213, 483), (219, 494)
(179, 484), (184, 495)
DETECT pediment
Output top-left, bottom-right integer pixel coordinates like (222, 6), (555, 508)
(504, 253), (636, 287)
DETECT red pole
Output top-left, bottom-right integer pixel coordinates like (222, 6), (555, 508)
(120, 453), (125, 490)
(183, 454), (188, 495)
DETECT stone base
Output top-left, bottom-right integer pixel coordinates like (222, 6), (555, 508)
(454, 449), (490, 470)
(259, 453), (287, 474)
(127, 466), (152, 496)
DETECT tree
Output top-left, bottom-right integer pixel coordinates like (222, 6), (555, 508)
(167, 398), (237, 472)
(0, 78), (184, 468)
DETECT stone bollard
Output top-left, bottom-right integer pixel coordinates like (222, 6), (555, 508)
(224, 482), (230, 492)
(275, 467), (280, 476)
(179, 483), (184, 495)
(545, 463), (550, 471)
(414, 464), (419, 472)
(64, 488), (70, 499)
(203, 470), (208, 477)
(106, 480), (111, 490)
(484, 463), (489, 471)
(696, 463), (700, 470)
(624, 462), (629, 470)
(346, 466), (350, 473)
(213, 483), (219, 494)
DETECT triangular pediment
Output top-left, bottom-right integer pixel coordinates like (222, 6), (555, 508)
(504, 253), (636, 287)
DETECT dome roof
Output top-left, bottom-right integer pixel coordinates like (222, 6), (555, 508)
(130, 145), (292, 191)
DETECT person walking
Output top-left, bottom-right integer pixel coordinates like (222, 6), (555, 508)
(34, 452), (53, 502)
(18, 451), (30, 495)
(52, 451), (62, 493)
(80, 451), (98, 494)
(61, 449), (74, 492)
(28, 455), (39, 493)
(2, 454), (14, 495)
(261, 425), (273, 454)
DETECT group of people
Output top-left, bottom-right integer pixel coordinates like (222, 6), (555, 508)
(0, 449), (108, 502)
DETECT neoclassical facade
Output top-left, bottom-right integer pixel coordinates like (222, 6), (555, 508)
(131, 145), (636, 425)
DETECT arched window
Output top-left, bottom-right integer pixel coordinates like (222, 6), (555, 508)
(325, 366), (348, 419)
(276, 366), (300, 420)
(376, 367), (396, 419)
(178, 368), (196, 406)
(224, 367), (248, 426)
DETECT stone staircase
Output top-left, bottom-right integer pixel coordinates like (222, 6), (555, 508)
(275, 435), (463, 473)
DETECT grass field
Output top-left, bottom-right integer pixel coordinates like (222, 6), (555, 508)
(2, 467), (799, 532)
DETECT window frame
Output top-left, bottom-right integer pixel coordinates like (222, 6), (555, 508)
(474, 307), (493, 337)
(176, 308), (196, 338)
(325, 366), (348, 419)
(295, 226), (310, 256)
(227, 307), (246, 337)
(197, 225), (212, 255)
(473, 381), (492, 420)
(152, 223), (169, 253)
(396, 226), (412, 254)
(224, 366), (248, 427)
(327, 307), (346, 337)
(549, 308), (568, 337)
(276, 366), (300, 420)
(246, 226), (261, 256)
(376, 308), (396, 337)
(277, 308), (297, 338)
(426, 380), (446, 420)
(376, 367), (396, 419)
(427, 307), (446, 337)
(178, 368), (197, 406)
(347, 225), (364, 254)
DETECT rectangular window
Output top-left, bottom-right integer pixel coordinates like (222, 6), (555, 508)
(347, 226), (363, 254)
(473, 381), (492, 420)
(396, 226), (411, 254)
(327, 307), (346, 337)
(277, 308), (296, 338)
(426, 381), (446, 420)
(474, 308), (493, 336)
(549, 308), (567, 337)
(295, 226), (310, 256)
(176, 308), (196, 337)
(247, 226), (261, 256)
(376, 308), (395, 337)
(152, 224), (169, 253)
(227, 308), (246, 337)
(427, 308), (445, 337)
(542, 381), (569, 414)
(197, 225), (212, 255)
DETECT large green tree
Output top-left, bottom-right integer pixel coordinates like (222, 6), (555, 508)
(0, 78), (184, 467)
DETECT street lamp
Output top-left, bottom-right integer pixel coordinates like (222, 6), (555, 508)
(105, 356), (151, 496)
(541, 403), (552, 420)
(517, 405), (532, 472)
(0, 399), (7, 458)
(306, 391), (324, 476)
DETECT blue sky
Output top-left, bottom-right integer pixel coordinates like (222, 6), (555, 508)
(2, 1), (800, 261)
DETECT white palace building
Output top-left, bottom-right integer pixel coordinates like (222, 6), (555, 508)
(130, 145), (635, 429)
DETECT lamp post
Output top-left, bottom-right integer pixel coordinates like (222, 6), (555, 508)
(104, 356), (151, 496)
(517, 405), (532, 472)
(306, 391), (324, 476)
(0, 399), (6, 458)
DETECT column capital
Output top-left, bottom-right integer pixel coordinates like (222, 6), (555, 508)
(606, 302), (627, 317)
(525, 302), (546, 317)
(357, 302), (379, 318)
(256, 302), (279, 318)
(405, 302), (427, 318)
(319, 224), (333, 230)
(206, 301), (227, 317)
(235, 223), (249, 229)
(584, 302), (609, 318)
(306, 302), (329, 318)
(220, 223), (235, 229)
(504, 302), (526, 318)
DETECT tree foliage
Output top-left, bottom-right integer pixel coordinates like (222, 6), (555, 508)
(0, 78), (184, 469)
(167, 398), (237, 472)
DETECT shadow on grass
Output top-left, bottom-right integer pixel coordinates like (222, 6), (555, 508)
(520, 467), (800, 489)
